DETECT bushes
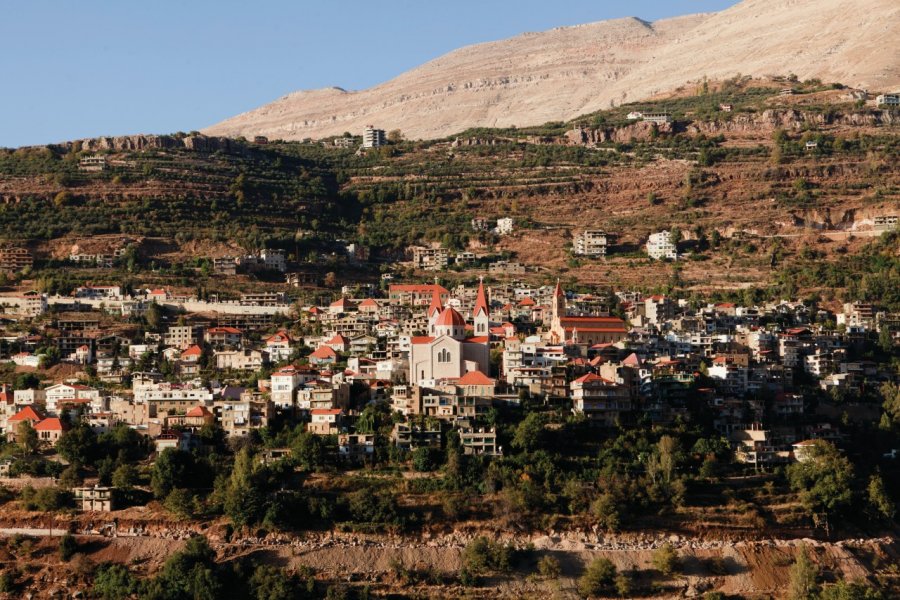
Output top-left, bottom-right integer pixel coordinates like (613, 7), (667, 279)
(578, 557), (617, 597)
(92, 563), (138, 600)
(19, 486), (71, 511)
(536, 555), (561, 579)
(459, 536), (517, 584)
(652, 543), (680, 577)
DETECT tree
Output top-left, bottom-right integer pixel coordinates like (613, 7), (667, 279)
(57, 424), (98, 465)
(788, 545), (819, 600)
(787, 441), (853, 533)
(652, 543), (680, 577)
(387, 129), (404, 143)
(412, 447), (440, 472)
(590, 493), (620, 531)
(866, 474), (895, 520)
(92, 563), (138, 600)
(150, 448), (192, 499)
(58, 533), (78, 561)
(578, 557), (617, 597)
(223, 448), (265, 528)
(511, 412), (545, 453)
(250, 565), (296, 600)
(17, 420), (39, 455)
(112, 464), (138, 492)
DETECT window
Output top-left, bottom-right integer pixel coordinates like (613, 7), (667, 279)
(438, 349), (451, 363)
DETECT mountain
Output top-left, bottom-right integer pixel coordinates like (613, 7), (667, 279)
(203, 0), (900, 141)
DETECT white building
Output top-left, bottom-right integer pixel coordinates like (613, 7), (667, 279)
(362, 126), (386, 148)
(495, 218), (514, 236)
(647, 231), (678, 261)
(876, 94), (899, 107)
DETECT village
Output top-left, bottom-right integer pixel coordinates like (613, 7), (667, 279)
(0, 239), (895, 514)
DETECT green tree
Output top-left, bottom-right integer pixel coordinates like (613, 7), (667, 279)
(92, 563), (138, 600)
(652, 543), (680, 577)
(578, 557), (617, 597)
(787, 441), (853, 533)
(511, 412), (545, 453)
(150, 448), (192, 499)
(57, 424), (98, 465)
(112, 463), (138, 492)
(788, 545), (819, 600)
(866, 474), (895, 520)
(250, 565), (296, 600)
(58, 533), (78, 562)
(223, 448), (265, 528)
(17, 420), (39, 455)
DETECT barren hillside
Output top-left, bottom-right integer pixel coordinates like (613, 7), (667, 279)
(204, 0), (900, 141)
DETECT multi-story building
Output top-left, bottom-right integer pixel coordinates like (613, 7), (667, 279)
(573, 230), (608, 257)
(0, 247), (33, 273)
(570, 373), (632, 426)
(647, 230), (678, 260)
(362, 126), (386, 148)
(411, 247), (449, 271)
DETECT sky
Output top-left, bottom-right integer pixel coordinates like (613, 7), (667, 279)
(0, 0), (737, 148)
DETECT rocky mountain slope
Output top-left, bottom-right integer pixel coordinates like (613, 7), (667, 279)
(204, 0), (900, 141)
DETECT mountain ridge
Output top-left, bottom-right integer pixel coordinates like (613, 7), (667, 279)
(205, 0), (900, 141)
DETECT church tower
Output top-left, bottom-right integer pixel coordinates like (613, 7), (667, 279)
(473, 278), (490, 337)
(427, 287), (443, 336)
(550, 279), (567, 343)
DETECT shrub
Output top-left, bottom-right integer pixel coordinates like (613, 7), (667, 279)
(578, 557), (617, 597)
(652, 543), (680, 577)
(92, 563), (138, 600)
(537, 555), (561, 579)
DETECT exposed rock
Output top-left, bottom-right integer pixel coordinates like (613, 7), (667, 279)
(204, 0), (900, 141)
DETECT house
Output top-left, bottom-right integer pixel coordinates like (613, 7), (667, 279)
(204, 326), (242, 347)
(6, 405), (43, 442)
(215, 349), (265, 371)
(388, 284), (450, 307)
(458, 423), (500, 456)
(180, 345), (203, 362)
(34, 417), (69, 446)
(338, 433), (376, 462)
(876, 94), (899, 106)
(307, 408), (344, 435)
(324, 334), (351, 353)
(74, 486), (115, 512)
(44, 383), (100, 415)
(570, 373), (631, 426)
(216, 391), (273, 437)
(264, 331), (294, 362)
(309, 345), (338, 366)
(495, 217), (514, 235)
(647, 231), (678, 260)
(270, 367), (302, 408)
(164, 325), (202, 350)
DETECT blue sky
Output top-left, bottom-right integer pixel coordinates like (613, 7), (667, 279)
(0, 1), (737, 147)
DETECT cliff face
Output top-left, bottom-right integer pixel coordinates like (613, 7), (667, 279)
(59, 134), (243, 154)
(204, 0), (900, 141)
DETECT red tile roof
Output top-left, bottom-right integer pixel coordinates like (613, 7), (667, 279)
(34, 417), (67, 432)
(457, 370), (495, 386)
(185, 405), (213, 418)
(9, 406), (43, 422)
(310, 346), (337, 359)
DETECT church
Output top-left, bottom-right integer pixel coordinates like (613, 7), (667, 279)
(548, 281), (628, 346)
(408, 281), (491, 385)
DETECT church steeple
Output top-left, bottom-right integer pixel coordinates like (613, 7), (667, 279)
(473, 277), (489, 336)
(427, 286), (443, 335)
(550, 279), (567, 343)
